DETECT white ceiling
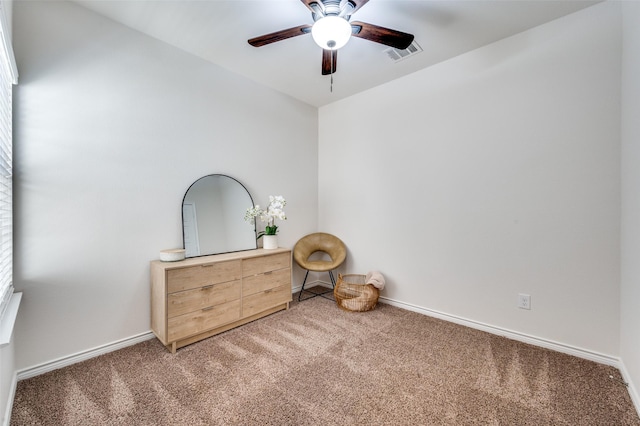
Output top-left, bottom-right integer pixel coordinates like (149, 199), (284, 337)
(73, 0), (599, 107)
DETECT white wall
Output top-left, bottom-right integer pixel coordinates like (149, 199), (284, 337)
(319, 2), (621, 356)
(621, 0), (640, 410)
(12, 0), (318, 370)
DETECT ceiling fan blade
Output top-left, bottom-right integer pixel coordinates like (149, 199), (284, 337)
(350, 0), (370, 13)
(248, 25), (312, 47)
(350, 21), (414, 50)
(322, 49), (337, 75)
(300, 0), (323, 15)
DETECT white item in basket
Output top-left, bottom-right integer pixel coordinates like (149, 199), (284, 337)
(366, 271), (386, 290)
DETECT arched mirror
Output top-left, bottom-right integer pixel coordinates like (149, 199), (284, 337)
(182, 174), (257, 257)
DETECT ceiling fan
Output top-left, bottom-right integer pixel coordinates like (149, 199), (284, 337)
(248, 0), (415, 75)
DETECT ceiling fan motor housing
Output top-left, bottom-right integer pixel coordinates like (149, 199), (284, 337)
(311, 0), (355, 21)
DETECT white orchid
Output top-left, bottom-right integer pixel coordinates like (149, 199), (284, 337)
(245, 195), (287, 238)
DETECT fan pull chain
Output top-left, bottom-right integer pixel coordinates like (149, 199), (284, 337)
(330, 52), (334, 93)
(326, 41), (336, 93)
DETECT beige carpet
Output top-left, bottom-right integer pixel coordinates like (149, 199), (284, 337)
(12, 294), (640, 425)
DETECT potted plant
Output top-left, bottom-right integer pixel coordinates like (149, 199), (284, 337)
(244, 195), (287, 249)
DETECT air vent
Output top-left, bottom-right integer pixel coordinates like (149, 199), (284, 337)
(384, 40), (422, 62)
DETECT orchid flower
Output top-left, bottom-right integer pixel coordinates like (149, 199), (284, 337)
(244, 195), (287, 238)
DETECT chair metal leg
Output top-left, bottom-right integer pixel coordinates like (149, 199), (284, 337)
(298, 269), (336, 302)
(328, 270), (336, 287)
(298, 270), (310, 302)
(317, 270), (336, 301)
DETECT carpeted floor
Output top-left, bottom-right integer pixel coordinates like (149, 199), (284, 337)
(11, 292), (640, 425)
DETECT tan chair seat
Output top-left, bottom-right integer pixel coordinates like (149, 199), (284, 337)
(293, 232), (346, 301)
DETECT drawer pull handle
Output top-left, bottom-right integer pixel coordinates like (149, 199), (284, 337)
(202, 306), (214, 312)
(264, 288), (273, 294)
(264, 271), (273, 275)
(202, 285), (214, 290)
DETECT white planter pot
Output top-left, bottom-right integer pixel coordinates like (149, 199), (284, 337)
(263, 235), (278, 249)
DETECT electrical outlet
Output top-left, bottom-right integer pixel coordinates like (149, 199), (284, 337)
(518, 293), (531, 310)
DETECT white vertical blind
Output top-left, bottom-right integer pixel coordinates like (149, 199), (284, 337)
(0, 5), (17, 322)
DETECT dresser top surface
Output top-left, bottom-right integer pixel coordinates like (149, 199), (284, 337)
(151, 248), (291, 270)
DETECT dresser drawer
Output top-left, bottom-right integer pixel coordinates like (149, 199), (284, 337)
(242, 268), (290, 297)
(167, 260), (242, 293)
(168, 299), (241, 342)
(167, 279), (241, 318)
(242, 252), (290, 277)
(243, 284), (291, 318)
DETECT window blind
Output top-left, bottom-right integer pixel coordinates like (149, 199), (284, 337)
(0, 7), (17, 322)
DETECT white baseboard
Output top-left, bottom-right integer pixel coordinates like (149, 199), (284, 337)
(291, 280), (331, 296)
(17, 280), (331, 382)
(16, 331), (155, 381)
(294, 286), (624, 368)
(10, 291), (626, 376)
(619, 359), (640, 417)
(299, 284), (620, 366)
(379, 296), (620, 367)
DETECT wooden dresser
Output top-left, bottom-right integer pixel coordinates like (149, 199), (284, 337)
(151, 248), (291, 353)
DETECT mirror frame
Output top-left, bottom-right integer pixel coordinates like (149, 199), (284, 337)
(181, 174), (257, 258)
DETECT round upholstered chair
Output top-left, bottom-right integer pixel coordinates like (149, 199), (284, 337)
(293, 232), (347, 301)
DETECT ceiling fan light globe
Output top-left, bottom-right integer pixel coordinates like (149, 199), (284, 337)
(311, 16), (351, 50)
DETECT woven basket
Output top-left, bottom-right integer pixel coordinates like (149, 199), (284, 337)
(334, 274), (380, 312)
